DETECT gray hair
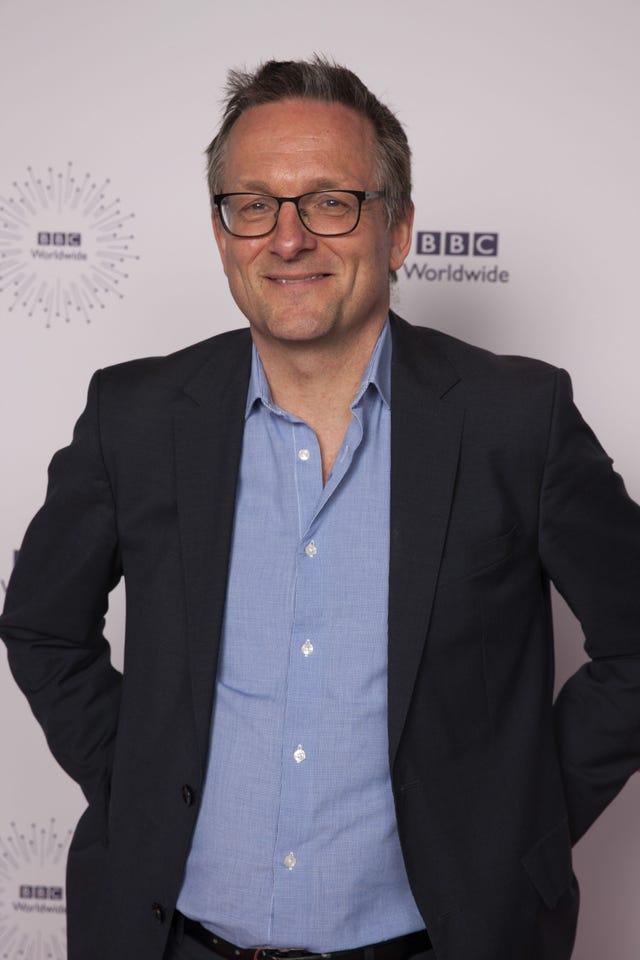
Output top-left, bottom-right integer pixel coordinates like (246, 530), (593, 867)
(205, 56), (412, 233)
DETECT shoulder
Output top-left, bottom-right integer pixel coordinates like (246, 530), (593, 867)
(390, 312), (563, 400)
(90, 327), (252, 413)
(98, 327), (251, 391)
(75, 328), (252, 441)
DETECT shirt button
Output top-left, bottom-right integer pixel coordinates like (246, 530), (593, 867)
(304, 541), (317, 558)
(301, 640), (314, 657)
(298, 448), (310, 461)
(283, 852), (297, 870)
(293, 745), (306, 763)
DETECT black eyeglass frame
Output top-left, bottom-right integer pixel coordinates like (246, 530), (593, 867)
(213, 190), (384, 238)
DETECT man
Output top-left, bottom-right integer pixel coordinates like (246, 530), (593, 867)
(2, 58), (640, 960)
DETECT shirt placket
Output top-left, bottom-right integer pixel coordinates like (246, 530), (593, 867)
(270, 413), (363, 940)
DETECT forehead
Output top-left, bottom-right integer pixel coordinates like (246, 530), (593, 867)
(222, 98), (377, 190)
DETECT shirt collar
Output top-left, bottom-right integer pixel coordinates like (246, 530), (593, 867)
(245, 317), (392, 420)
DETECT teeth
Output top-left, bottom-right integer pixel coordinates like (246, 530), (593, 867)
(272, 275), (323, 283)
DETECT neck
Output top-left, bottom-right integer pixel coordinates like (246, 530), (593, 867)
(252, 318), (385, 423)
(252, 317), (386, 484)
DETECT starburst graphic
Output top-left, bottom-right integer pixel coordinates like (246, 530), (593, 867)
(0, 819), (72, 959)
(0, 163), (139, 328)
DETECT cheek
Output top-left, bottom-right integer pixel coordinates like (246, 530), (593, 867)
(361, 231), (393, 272)
(226, 241), (264, 278)
(225, 254), (262, 306)
(221, 250), (249, 287)
(354, 243), (392, 287)
(213, 219), (230, 275)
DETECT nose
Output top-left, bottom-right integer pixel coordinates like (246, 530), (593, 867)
(268, 200), (317, 259)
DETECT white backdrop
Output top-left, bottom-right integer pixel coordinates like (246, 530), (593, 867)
(1, 1), (639, 957)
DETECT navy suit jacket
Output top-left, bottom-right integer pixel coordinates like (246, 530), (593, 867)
(3, 313), (640, 960)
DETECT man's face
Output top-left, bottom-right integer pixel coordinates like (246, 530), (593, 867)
(213, 98), (413, 350)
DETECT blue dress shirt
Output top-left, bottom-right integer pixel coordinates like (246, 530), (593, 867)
(177, 320), (424, 950)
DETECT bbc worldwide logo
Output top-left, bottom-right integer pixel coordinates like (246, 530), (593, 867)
(416, 232), (498, 256)
(37, 232), (82, 247)
(0, 819), (70, 955)
(19, 885), (63, 900)
(0, 162), (139, 327)
(403, 230), (509, 284)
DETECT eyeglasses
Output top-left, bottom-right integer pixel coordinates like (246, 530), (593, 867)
(213, 190), (384, 238)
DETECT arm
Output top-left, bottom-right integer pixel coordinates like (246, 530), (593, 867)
(540, 370), (640, 842)
(0, 371), (122, 802)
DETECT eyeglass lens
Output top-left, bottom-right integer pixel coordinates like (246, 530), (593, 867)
(219, 191), (362, 237)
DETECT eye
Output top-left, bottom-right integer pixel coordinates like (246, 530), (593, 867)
(316, 194), (349, 210)
(303, 192), (357, 219)
(238, 198), (272, 215)
(229, 195), (278, 220)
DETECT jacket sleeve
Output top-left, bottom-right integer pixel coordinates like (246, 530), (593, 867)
(0, 370), (122, 802)
(540, 369), (640, 843)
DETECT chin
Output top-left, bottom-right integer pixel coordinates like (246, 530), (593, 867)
(259, 310), (340, 343)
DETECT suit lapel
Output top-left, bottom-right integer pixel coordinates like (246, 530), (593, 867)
(388, 316), (465, 767)
(174, 330), (252, 767)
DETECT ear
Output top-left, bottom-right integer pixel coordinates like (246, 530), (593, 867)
(212, 210), (229, 276)
(388, 202), (414, 273)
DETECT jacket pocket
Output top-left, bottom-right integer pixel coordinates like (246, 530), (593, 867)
(438, 524), (519, 585)
(521, 817), (573, 910)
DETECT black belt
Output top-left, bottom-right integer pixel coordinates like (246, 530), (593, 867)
(176, 914), (432, 960)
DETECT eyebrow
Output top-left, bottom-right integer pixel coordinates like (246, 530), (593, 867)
(233, 178), (352, 194)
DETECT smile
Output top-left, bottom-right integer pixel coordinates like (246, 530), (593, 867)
(268, 274), (328, 284)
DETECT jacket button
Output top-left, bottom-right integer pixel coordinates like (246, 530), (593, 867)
(182, 784), (195, 806)
(152, 902), (165, 923)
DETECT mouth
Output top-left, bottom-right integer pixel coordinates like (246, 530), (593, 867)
(266, 273), (330, 285)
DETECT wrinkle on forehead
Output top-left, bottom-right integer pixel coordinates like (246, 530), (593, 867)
(222, 99), (377, 194)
